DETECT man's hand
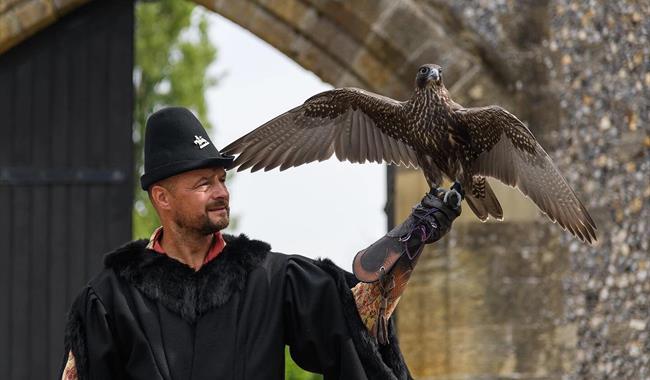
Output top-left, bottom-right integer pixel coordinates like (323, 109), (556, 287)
(353, 182), (463, 283)
(388, 183), (463, 252)
(351, 183), (463, 343)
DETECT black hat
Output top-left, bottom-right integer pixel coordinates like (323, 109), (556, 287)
(140, 107), (234, 190)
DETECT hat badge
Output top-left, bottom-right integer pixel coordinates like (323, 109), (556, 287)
(193, 135), (210, 149)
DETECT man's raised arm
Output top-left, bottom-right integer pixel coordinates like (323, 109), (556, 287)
(351, 184), (463, 344)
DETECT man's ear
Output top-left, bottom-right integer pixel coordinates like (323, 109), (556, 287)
(150, 184), (172, 210)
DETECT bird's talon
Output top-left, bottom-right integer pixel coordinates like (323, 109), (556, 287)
(444, 189), (462, 209)
(451, 181), (465, 198)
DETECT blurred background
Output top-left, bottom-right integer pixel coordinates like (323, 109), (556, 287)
(0, 0), (647, 379)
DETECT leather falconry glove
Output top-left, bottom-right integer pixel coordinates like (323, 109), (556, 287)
(352, 182), (463, 344)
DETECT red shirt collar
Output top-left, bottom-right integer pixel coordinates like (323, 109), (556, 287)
(146, 227), (226, 267)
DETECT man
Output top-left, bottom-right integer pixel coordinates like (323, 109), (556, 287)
(60, 107), (462, 379)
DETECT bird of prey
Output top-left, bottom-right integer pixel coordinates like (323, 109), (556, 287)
(222, 64), (597, 244)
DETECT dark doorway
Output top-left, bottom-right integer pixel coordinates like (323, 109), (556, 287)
(0, 0), (134, 377)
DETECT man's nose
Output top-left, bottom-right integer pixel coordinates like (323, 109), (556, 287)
(210, 181), (229, 199)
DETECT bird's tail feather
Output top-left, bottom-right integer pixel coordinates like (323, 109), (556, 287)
(465, 181), (503, 221)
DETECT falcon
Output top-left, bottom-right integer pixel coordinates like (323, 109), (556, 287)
(222, 64), (597, 244)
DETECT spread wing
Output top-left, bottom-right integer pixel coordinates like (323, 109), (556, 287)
(456, 106), (597, 243)
(221, 88), (419, 172)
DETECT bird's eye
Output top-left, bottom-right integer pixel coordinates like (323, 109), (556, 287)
(419, 67), (429, 74)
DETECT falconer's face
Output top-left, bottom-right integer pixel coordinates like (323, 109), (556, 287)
(152, 167), (230, 235)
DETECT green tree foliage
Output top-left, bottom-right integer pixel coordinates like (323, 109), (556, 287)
(285, 346), (323, 380)
(133, 0), (217, 239)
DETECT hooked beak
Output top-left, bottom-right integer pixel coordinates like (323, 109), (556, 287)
(428, 68), (440, 82)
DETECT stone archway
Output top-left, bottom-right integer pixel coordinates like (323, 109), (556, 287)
(0, 1), (569, 378)
(1, 0), (531, 106)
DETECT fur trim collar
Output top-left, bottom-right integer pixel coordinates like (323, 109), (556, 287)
(104, 234), (270, 323)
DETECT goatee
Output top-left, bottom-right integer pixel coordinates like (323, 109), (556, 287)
(198, 211), (229, 235)
(173, 207), (229, 236)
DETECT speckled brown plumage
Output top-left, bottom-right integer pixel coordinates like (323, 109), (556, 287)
(222, 64), (597, 244)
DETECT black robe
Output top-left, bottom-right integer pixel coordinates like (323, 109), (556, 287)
(62, 234), (411, 379)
